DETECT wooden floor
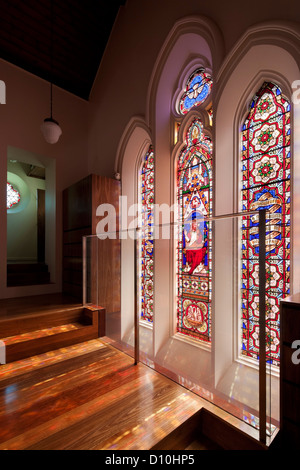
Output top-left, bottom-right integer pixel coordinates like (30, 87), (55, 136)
(0, 294), (265, 450)
(0, 293), (80, 320)
(0, 337), (216, 450)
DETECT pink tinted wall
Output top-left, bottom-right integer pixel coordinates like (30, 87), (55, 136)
(0, 58), (89, 299)
(88, 0), (300, 178)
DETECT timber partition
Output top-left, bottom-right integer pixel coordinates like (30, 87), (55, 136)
(63, 174), (120, 303)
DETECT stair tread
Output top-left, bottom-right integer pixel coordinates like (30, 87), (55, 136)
(185, 435), (223, 450)
(7, 263), (51, 287)
(2, 323), (85, 346)
(7, 273), (50, 278)
(0, 306), (101, 365)
(7, 263), (49, 273)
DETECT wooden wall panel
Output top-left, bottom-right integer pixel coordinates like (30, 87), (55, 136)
(280, 294), (300, 448)
(91, 174), (121, 314)
(62, 174), (120, 308)
(63, 175), (92, 232)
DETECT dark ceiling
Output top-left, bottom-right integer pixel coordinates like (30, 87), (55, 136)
(0, 0), (126, 100)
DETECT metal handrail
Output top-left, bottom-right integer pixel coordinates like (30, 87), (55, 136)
(83, 209), (268, 444)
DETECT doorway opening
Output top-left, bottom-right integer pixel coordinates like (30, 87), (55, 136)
(6, 147), (56, 287)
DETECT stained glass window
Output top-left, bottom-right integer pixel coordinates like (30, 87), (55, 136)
(179, 68), (213, 115)
(177, 119), (213, 342)
(208, 107), (213, 126)
(7, 182), (21, 209)
(140, 146), (155, 323)
(241, 82), (291, 367)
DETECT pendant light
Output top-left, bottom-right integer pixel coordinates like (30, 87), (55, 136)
(40, 82), (62, 144)
(40, 0), (62, 144)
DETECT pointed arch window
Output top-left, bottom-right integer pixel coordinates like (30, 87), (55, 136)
(241, 82), (291, 367)
(139, 146), (155, 323)
(176, 119), (213, 342)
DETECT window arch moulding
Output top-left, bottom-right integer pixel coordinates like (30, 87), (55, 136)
(214, 21), (300, 108)
(145, 15), (224, 131)
(115, 116), (152, 179)
(116, 118), (153, 339)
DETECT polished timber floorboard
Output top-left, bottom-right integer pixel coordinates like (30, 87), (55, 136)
(0, 295), (265, 450)
(0, 337), (213, 450)
(0, 293), (80, 320)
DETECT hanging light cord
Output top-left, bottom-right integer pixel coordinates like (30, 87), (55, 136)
(41, 0), (62, 142)
(50, 0), (54, 119)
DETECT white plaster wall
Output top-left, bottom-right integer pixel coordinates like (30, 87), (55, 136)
(114, 19), (220, 389)
(0, 58), (89, 298)
(7, 160), (46, 262)
(119, 120), (153, 357)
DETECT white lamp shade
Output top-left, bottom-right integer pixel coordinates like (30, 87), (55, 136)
(41, 118), (62, 144)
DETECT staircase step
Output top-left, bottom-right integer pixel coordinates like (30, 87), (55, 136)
(7, 263), (50, 287)
(185, 435), (223, 450)
(7, 272), (51, 286)
(151, 408), (267, 451)
(7, 263), (51, 286)
(0, 306), (106, 364)
(2, 323), (83, 346)
(7, 263), (49, 273)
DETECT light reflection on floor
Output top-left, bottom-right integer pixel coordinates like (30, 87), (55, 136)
(0, 338), (105, 382)
(2, 323), (82, 345)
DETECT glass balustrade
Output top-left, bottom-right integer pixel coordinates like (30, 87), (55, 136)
(83, 210), (282, 445)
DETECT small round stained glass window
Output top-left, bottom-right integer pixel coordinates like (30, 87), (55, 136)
(179, 68), (213, 115)
(7, 182), (21, 209)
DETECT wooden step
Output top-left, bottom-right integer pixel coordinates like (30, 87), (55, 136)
(7, 271), (51, 286)
(151, 408), (268, 451)
(7, 263), (51, 286)
(7, 263), (49, 273)
(0, 306), (105, 364)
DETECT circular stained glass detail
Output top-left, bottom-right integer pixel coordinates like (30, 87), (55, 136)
(7, 182), (21, 209)
(179, 68), (213, 115)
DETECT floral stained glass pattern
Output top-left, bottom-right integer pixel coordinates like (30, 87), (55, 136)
(177, 119), (212, 342)
(7, 182), (20, 209)
(140, 146), (155, 323)
(179, 68), (213, 115)
(241, 82), (291, 367)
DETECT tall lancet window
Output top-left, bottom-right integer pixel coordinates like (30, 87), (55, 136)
(139, 146), (155, 323)
(176, 119), (213, 342)
(241, 82), (291, 367)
